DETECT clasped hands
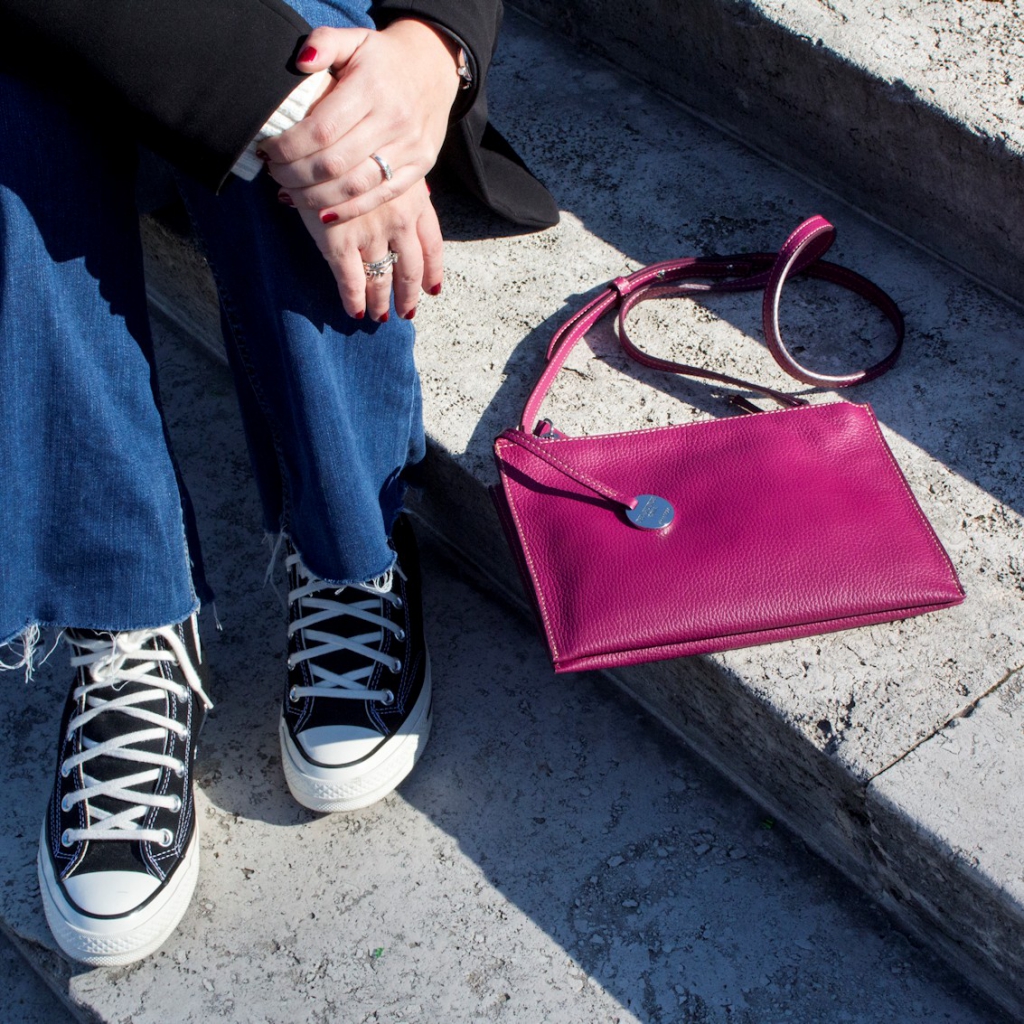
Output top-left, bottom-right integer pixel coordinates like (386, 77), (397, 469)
(259, 19), (462, 321)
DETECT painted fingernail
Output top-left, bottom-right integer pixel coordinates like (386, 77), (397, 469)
(403, 308), (417, 320)
(320, 211), (339, 224)
(277, 191), (294, 206)
(378, 312), (390, 323)
(429, 283), (442, 296)
(256, 149), (270, 163)
(354, 310), (365, 320)
(298, 45), (318, 63)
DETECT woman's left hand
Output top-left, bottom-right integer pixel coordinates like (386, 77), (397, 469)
(261, 20), (461, 223)
(286, 178), (443, 321)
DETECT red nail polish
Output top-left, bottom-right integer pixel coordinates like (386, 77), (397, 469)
(429, 283), (442, 296)
(320, 211), (339, 224)
(298, 45), (318, 63)
(379, 312), (390, 323)
(403, 308), (417, 320)
(354, 310), (365, 320)
(256, 149), (270, 163)
(277, 191), (294, 207)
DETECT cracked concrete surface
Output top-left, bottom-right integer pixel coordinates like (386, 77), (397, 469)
(2, 3), (1021, 1019)
(129, 8), (1024, 1012)
(507, 0), (1024, 301)
(0, 310), (1011, 1024)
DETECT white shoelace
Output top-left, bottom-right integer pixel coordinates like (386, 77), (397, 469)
(60, 621), (213, 847)
(287, 552), (406, 704)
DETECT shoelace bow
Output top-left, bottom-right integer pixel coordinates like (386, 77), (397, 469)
(287, 552), (405, 705)
(60, 624), (212, 847)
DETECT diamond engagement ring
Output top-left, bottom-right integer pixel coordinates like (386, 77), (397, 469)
(370, 152), (393, 182)
(363, 251), (399, 278)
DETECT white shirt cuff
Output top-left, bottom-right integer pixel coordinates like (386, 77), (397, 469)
(231, 70), (333, 181)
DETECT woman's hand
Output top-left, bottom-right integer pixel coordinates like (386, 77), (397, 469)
(286, 179), (443, 321)
(261, 20), (461, 223)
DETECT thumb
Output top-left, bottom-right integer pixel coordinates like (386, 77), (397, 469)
(295, 26), (370, 72)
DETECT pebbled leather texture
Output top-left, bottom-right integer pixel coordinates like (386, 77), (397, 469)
(494, 217), (962, 673)
(494, 403), (963, 672)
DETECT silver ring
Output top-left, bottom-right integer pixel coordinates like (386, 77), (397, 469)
(370, 152), (393, 182)
(363, 251), (399, 278)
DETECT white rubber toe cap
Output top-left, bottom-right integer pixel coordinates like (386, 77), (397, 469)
(297, 725), (384, 766)
(63, 871), (161, 916)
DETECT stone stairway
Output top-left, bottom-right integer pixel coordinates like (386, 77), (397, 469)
(3, 3), (1022, 1021)
(510, 0), (1024, 304)
(405, 7), (1024, 1016)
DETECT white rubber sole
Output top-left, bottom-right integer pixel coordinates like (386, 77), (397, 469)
(37, 824), (200, 967)
(280, 655), (432, 813)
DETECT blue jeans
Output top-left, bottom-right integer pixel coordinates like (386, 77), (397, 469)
(0, 0), (425, 648)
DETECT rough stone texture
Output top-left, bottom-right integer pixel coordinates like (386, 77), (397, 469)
(0, 931), (76, 1024)
(867, 664), (1024, 1018)
(0, 312), (1009, 1024)
(507, 0), (1024, 303)
(412, 12), (1024, 1016)
(88, 9), (1024, 1018)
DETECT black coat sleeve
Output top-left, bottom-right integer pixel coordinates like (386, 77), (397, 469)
(0, 0), (313, 190)
(0, 0), (556, 224)
(373, 0), (557, 227)
(372, 0), (502, 122)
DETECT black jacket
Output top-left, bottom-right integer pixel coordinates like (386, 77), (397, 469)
(0, 0), (556, 227)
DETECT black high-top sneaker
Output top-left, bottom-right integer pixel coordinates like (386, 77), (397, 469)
(37, 614), (211, 966)
(280, 515), (432, 812)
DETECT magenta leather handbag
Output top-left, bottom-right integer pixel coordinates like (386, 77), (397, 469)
(492, 217), (965, 673)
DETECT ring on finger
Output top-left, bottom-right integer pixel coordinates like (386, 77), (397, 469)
(363, 250), (399, 278)
(370, 152), (393, 182)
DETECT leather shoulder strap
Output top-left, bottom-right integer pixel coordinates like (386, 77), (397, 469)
(518, 216), (905, 432)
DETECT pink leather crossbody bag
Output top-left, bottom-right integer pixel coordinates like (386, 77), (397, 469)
(492, 216), (965, 673)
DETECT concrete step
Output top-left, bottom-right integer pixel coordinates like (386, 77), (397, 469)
(0, 308), (1009, 1024)
(508, 0), (1024, 305)
(8, 7), (1021, 1021)
(414, 10), (1024, 1017)
(134, 8), (1024, 1016)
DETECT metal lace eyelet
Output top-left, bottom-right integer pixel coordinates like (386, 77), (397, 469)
(381, 689), (395, 706)
(158, 829), (174, 848)
(289, 686), (299, 703)
(60, 830), (73, 848)
(390, 659), (402, 674)
(169, 795), (182, 813)
(60, 763), (70, 778)
(394, 597), (404, 610)
(60, 795), (72, 813)
(173, 762), (185, 778)
(394, 628), (406, 642)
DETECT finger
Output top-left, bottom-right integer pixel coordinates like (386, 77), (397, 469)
(267, 109), (408, 195)
(390, 236), (424, 321)
(417, 202), (444, 298)
(293, 206), (368, 319)
(362, 251), (396, 322)
(295, 25), (369, 73)
(262, 71), (373, 168)
(286, 161), (419, 222)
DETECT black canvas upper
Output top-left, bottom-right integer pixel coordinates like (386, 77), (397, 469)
(45, 621), (207, 916)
